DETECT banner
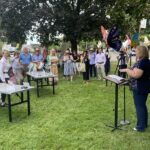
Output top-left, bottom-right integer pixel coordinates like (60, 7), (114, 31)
(140, 19), (147, 29)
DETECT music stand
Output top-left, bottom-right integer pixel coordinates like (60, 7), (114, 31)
(120, 82), (130, 125)
(104, 75), (129, 131)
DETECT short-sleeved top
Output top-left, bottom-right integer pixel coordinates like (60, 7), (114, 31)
(130, 58), (150, 94)
(19, 53), (32, 65)
(32, 54), (43, 62)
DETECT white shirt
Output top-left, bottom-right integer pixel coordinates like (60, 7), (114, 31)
(0, 57), (10, 82)
(95, 53), (106, 65)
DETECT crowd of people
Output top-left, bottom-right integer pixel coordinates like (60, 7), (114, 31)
(0, 45), (110, 106)
(0, 44), (150, 133)
(62, 47), (110, 83)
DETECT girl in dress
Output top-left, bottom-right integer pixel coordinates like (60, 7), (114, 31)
(47, 49), (59, 83)
(63, 50), (74, 82)
(12, 51), (23, 84)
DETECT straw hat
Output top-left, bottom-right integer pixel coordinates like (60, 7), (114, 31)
(89, 47), (94, 51)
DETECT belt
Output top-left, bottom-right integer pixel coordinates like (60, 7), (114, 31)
(98, 62), (104, 64)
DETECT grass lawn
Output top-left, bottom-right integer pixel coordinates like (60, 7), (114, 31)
(0, 63), (150, 150)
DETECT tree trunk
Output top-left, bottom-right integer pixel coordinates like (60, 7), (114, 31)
(70, 39), (77, 53)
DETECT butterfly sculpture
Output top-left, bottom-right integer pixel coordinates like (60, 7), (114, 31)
(107, 26), (122, 51)
(100, 25), (122, 51)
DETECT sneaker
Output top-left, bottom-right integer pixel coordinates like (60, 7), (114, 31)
(133, 127), (137, 131)
(133, 127), (144, 132)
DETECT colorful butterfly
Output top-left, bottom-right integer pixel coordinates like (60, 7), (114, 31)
(100, 25), (122, 51)
(107, 26), (122, 51)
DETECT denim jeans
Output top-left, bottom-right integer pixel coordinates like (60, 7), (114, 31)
(133, 90), (148, 131)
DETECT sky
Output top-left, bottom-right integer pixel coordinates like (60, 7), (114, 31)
(26, 34), (40, 45)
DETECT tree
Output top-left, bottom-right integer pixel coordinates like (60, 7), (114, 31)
(0, 0), (36, 44)
(33, 0), (115, 51)
(108, 0), (150, 36)
(1, 0), (150, 51)
(0, 0), (114, 50)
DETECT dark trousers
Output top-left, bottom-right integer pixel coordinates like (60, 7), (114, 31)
(0, 79), (6, 103)
(133, 90), (148, 131)
(83, 66), (89, 81)
(89, 64), (96, 77)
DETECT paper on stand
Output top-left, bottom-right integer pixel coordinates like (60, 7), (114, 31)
(107, 75), (124, 82)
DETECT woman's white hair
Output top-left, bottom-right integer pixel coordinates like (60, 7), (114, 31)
(21, 44), (30, 52)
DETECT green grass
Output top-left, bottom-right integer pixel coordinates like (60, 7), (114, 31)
(0, 63), (150, 150)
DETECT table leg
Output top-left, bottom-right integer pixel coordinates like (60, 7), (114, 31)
(47, 78), (49, 85)
(114, 84), (118, 129)
(106, 80), (108, 86)
(41, 79), (43, 88)
(36, 79), (40, 97)
(120, 85), (130, 125)
(8, 95), (12, 122)
(27, 90), (30, 115)
(52, 77), (55, 94)
(21, 92), (23, 103)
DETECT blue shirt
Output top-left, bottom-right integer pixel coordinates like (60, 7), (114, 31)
(32, 54), (43, 62)
(89, 52), (96, 65)
(19, 53), (32, 65)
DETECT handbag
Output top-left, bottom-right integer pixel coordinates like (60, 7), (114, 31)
(79, 62), (86, 72)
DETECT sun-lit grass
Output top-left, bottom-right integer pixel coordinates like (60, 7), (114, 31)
(0, 62), (150, 150)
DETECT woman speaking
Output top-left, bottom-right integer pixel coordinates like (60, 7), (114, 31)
(120, 46), (150, 132)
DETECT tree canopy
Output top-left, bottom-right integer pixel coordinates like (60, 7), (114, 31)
(108, 0), (150, 36)
(0, 0), (36, 44)
(0, 0), (150, 51)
